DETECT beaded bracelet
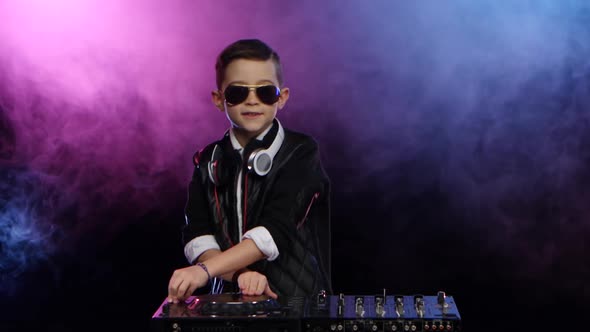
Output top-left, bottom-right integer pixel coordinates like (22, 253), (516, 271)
(196, 262), (212, 284)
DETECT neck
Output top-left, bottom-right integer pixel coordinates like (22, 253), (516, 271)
(232, 123), (273, 148)
(233, 129), (256, 148)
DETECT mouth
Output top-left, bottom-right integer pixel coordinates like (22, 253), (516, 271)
(241, 112), (263, 118)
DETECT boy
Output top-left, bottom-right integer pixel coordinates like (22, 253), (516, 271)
(167, 39), (332, 302)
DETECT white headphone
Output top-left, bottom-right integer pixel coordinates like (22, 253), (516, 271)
(247, 120), (285, 176)
(207, 120), (285, 185)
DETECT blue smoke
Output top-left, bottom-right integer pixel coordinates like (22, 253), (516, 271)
(0, 168), (62, 296)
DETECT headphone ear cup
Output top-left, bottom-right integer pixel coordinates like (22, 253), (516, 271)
(245, 121), (284, 176)
(247, 149), (273, 176)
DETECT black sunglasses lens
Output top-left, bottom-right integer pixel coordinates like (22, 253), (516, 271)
(224, 85), (280, 105)
(224, 86), (249, 105)
(256, 85), (280, 105)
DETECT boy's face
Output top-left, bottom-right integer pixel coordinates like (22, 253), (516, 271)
(212, 59), (289, 143)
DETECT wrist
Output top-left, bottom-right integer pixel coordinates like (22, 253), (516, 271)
(196, 262), (212, 284)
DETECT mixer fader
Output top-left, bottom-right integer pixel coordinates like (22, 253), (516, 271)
(304, 290), (461, 331)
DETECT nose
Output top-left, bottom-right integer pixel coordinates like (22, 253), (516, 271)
(244, 88), (259, 105)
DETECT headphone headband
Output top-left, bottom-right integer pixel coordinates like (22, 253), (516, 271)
(207, 145), (222, 184)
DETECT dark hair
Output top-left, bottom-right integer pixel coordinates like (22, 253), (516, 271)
(215, 39), (283, 89)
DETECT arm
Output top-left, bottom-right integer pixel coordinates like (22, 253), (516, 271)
(196, 248), (248, 282)
(202, 238), (265, 276)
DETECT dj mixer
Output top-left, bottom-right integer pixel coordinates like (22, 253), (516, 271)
(151, 290), (461, 332)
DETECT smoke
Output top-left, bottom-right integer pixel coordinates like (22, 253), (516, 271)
(0, 0), (226, 293)
(273, 0), (590, 295)
(0, 0), (588, 300)
(0, 166), (62, 295)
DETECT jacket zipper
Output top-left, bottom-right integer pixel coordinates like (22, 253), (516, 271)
(297, 192), (320, 230)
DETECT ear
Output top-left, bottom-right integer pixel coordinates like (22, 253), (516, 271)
(211, 90), (225, 112)
(277, 87), (290, 110)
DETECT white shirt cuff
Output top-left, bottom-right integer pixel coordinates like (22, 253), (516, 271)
(184, 235), (221, 264)
(242, 226), (279, 261)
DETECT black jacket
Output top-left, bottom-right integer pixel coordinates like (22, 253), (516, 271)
(182, 120), (332, 298)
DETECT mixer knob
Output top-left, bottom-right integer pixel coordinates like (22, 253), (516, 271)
(375, 296), (384, 306)
(355, 296), (365, 317)
(414, 295), (425, 318)
(437, 291), (449, 311)
(394, 296), (404, 317)
(374, 290), (386, 317)
(336, 293), (345, 316)
(375, 302), (385, 317)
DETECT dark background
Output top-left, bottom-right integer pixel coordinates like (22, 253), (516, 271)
(1, 1), (588, 331)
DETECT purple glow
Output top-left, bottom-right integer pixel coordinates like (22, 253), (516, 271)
(0, 0), (588, 300)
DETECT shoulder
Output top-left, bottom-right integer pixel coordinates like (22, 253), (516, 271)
(278, 127), (326, 172)
(276, 127), (330, 189)
(283, 127), (320, 152)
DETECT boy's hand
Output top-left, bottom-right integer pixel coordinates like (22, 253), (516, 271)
(237, 271), (278, 299)
(167, 265), (209, 303)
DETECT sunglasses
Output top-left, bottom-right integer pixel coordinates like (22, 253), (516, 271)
(223, 84), (281, 106)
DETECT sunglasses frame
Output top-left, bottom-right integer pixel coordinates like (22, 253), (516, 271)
(222, 84), (281, 106)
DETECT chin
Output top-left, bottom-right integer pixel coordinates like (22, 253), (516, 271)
(245, 126), (266, 136)
(241, 121), (271, 132)
(234, 124), (262, 135)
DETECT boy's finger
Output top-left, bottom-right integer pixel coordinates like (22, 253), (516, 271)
(182, 282), (195, 300)
(168, 277), (179, 299)
(265, 285), (278, 299)
(255, 278), (265, 295)
(176, 280), (189, 300)
(238, 274), (249, 289)
(246, 279), (256, 295)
